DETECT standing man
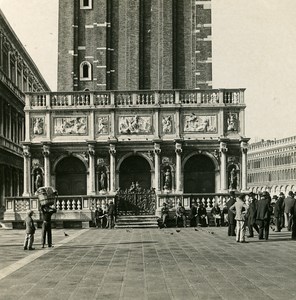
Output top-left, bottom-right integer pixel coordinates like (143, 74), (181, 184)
(283, 191), (295, 231)
(41, 204), (57, 248)
(247, 192), (259, 237)
(176, 202), (186, 227)
(291, 197), (296, 240)
(161, 202), (169, 227)
(23, 210), (36, 250)
(190, 202), (198, 227)
(230, 194), (248, 243)
(226, 191), (236, 236)
(278, 192), (285, 228)
(107, 201), (115, 229)
(273, 195), (283, 232)
(256, 191), (272, 240)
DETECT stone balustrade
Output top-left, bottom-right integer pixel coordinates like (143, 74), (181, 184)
(26, 89), (245, 109)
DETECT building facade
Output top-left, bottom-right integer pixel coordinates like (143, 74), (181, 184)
(248, 136), (296, 195)
(0, 10), (50, 215)
(5, 0), (249, 224)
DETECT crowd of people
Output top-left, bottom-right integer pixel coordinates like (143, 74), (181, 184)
(160, 190), (296, 242)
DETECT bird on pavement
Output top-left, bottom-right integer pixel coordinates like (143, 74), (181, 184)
(176, 229), (181, 233)
(64, 232), (69, 237)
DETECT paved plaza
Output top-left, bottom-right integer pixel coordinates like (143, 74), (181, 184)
(0, 227), (295, 300)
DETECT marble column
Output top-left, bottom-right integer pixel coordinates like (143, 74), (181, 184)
(241, 141), (248, 191)
(219, 142), (228, 192)
(42, 144), (51, 187)
(23, 145), (31, 196)
(154, 143), (161, 192)
(175, 142), (182, 193)
(109, 144), (116, 193)
(88, 143), (96, 195)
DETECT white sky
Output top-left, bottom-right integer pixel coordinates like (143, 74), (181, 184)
(1, 0), (296, 142)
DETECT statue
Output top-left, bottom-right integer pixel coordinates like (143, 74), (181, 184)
(163, 168), (172, 190)
(229, 167), (237, 190)
(227, 113), (237, 131)
(99, 171), (107, 191)
(162, 116), (172, 133)
(35, 170), (43, 191)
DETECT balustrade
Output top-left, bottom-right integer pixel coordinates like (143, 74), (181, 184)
(26, 89), (244, 109)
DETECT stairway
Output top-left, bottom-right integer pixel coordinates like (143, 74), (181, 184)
(115, 215), (159, 229)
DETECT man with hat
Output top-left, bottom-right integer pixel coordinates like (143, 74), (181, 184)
(226, 191), (236, 236)
(256, 191), (272, 240)
(246, 192), (259, 237)
(190, 201), (198, 227)
(273, 195), (283, 232)
(283, 191), (295, 231)
(278, 192), (285, 228)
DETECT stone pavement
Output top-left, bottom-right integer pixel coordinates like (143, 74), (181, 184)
(0, 227), (296, 300)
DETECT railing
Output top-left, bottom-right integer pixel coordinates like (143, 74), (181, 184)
(26, 89), (245, 108)
(5, 195), (116, 215)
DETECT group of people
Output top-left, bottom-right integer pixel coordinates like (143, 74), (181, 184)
(226, 190), (296, 243)
(93, 202), (116, 229)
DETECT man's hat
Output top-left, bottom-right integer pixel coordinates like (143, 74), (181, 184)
(272, 195), (278, 200)
(288, 191), (294, 197)
(279, 192), (285, 196)
(248, 192), (255, 197)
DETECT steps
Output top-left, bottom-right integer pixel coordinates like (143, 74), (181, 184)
(115, 215), (159, 229)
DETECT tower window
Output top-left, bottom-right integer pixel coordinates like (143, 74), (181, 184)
(80, 0), (92, 9)
(80, 61), (92, 81)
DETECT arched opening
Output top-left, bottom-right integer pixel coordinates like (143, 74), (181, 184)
(184, 154), (215, 193)
(119, 155), (151, 190)
(56, 157), (87, 195)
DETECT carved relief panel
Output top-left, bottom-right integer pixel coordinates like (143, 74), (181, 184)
(96, 116), (109, 135)
(161, 115), (174, 134)
(53, 117), (88, 135)
(31, 116), (45, 136)
(183, 113), (217, 133)
(226, 112), (239, 132)
(118, 115), (152, 134)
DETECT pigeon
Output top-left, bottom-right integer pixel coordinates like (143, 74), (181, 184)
(126, 229), (131, 232)
(211, 232), (214, 234)
(64, 232), (69, 237)
(176, 229), (181, 233)
(170, 232), (174, 235)
(194, 228), (199, 231)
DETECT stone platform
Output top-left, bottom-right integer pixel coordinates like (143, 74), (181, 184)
(0, 227), (295, 300)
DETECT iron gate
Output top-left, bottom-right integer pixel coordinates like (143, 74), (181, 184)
(116, 188), (156, 215)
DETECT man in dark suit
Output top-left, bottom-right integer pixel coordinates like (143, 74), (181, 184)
(41, 204), (57, 248)
(24, 210), (36, 250)
(291, 198), (296, 240)
(273, 195), (283, 232)
(246, 192), (259, 237)
(283, 191), (295, 231)
(107, 201), (116, 229)
(278, 192), (285, 228)
(226, 191), (236, 236)
(256, 191), (272, 240)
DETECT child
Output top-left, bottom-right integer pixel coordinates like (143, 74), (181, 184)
(24, 210), (36, 250)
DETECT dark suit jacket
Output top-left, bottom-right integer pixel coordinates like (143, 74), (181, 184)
(226, 197), (236, 222)
(107, 203), (115, 217)
(247, 199), (257, 224)
(284, 196), (295, 214)
(274, 200), (283, 218)
(256, 199), (270, 220)
(24, 216), (36, 234)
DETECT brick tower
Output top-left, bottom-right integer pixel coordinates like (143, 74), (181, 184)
(57, 0), (212, 91)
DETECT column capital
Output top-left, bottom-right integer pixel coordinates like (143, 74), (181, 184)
(88, 143), (95, 156)
(23, 145), (31, 157)
(154, 143), (161, 155)
(240, 141), (248, 154)
(175, 142), (182, 155)
(42, 144), (50, 157)
(109, 144), (116, 156)
(219, 141), (228, 153)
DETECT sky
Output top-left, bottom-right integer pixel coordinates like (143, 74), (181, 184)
(1, 0), (296, 142)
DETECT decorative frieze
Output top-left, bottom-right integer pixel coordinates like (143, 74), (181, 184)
(183, 113), (217, 133)
(53, 117), (87, 135)
(118, 116), (152, 134)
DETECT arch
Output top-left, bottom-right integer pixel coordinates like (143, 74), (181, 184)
(53, 154), (88, 173)
(117, 152), (154, 172)
(55, 156), (87, 195)
(183, 154), (216, 193)
(80, 61), (92, 81)
(182, 151), (219, 171)
(119, 155), (152, 190)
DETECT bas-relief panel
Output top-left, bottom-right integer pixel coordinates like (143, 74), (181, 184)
(119, 116), (152, 134)
(31, 117), (45, 136)
(53, 117), (87, 135)
(226, 112), (239, 132)
(96, 116), (109, 135)
(162, 115), (174, 134)
(183, 113), (217, 133)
